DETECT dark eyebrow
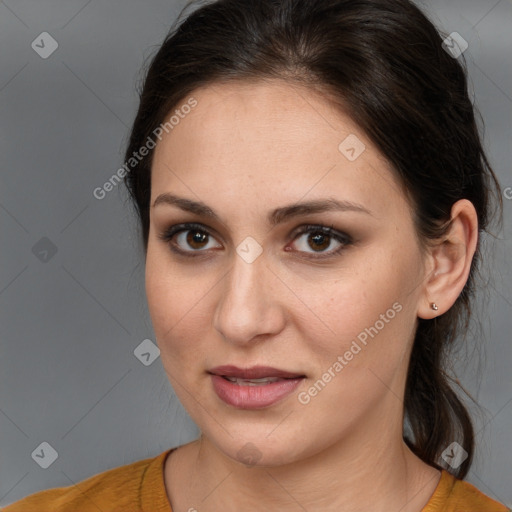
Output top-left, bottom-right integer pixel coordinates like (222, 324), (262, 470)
(152, 193), (373, 226)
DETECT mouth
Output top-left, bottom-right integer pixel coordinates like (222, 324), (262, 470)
(219, 376), (291, 386)
(208, 365), (306, 409)
(208, 364), (306, 381)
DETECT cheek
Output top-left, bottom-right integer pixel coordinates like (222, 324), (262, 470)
(308, 244), (421, 368)
(144, 243), (215, 364)
(145, 245), (173, 332)
(145, 244), (190, 348)
(294, 264), (417, 426)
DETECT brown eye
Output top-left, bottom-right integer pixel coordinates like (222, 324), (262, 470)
(185, 230), (209, 250)
(158, 222), (352, 259)
(158, 223), (222, 255)
(289, 224), (352, 258)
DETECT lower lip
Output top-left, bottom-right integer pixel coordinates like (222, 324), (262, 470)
(210, 375), (304, 409)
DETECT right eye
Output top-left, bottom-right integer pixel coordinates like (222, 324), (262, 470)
(158, 222), (223, 256)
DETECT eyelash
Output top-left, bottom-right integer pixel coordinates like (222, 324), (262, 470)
(157, 222), (353, 260)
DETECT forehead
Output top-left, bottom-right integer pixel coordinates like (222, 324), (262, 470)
(161, 78), (364, 149)
(150, 79), (407, 220)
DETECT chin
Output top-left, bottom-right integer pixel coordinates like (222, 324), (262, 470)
(208, 433), (308, 469)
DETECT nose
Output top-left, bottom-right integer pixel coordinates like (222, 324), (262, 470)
(213, 248), (286, 346)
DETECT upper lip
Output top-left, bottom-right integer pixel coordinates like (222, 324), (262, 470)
(208, 365), (305, 379)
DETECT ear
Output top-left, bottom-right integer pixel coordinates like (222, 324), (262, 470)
(418, 199), (479, 319)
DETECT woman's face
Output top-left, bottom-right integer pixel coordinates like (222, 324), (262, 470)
(146, 79), (429, 466)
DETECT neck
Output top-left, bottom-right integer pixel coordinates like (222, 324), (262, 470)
(167, 421), (441, 512)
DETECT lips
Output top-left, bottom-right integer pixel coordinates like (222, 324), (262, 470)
(209, 366), (306, 409)
(208, 365), (305, 380)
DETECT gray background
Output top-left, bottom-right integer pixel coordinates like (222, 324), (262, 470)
(0, 0), (511, 508)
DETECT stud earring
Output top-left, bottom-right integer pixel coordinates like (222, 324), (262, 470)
(430, 302), (438, 311)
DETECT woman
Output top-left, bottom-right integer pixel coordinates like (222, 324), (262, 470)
(4, 0), (509, 510)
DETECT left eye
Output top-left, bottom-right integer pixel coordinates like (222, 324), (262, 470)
(158, 222), (352, 258)
(289, 224), (352, 257)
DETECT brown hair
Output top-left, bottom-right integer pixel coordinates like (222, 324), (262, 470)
(123, 0), (502, 479)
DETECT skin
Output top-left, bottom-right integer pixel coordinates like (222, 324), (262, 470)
(145, 79), (478, 512)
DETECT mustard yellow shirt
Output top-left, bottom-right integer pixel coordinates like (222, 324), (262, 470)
(2, 448), (509, 511)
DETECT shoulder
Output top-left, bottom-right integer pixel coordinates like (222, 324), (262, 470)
(449, 476), (510, 512)
(424, 469), (510, 512)
(1, 449), (172, 512)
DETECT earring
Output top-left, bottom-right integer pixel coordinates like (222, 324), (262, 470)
(430, 302), (438, 311)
